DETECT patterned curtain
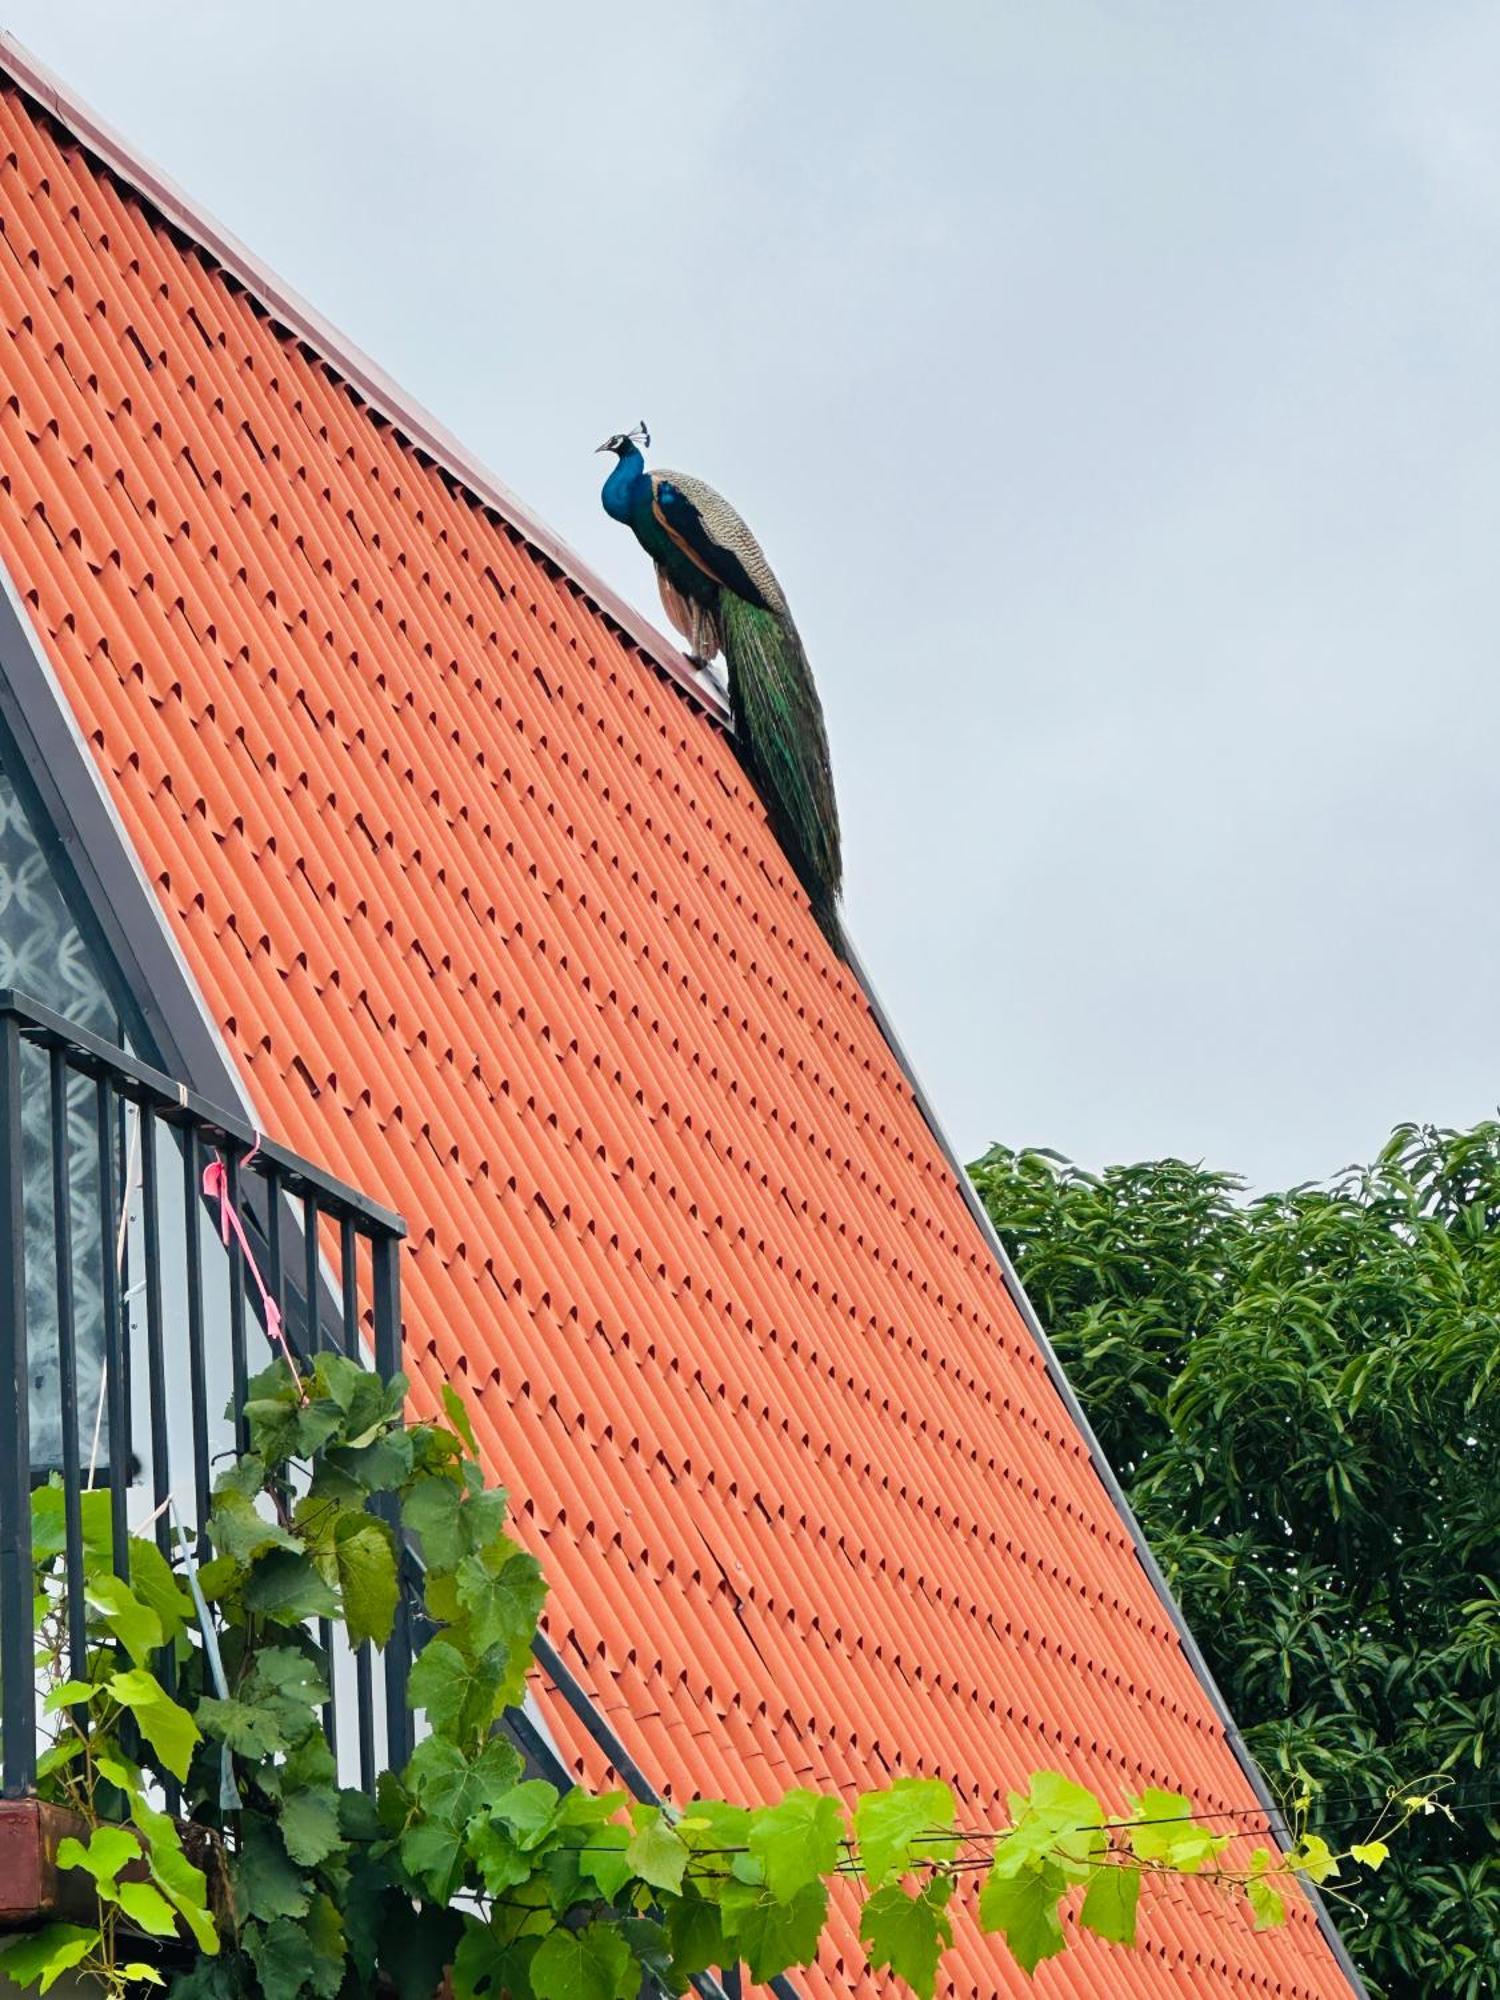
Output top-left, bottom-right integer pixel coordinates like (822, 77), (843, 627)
(0, 757), (122, 1468)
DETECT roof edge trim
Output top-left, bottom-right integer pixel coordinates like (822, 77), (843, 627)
(840, 934), (1369, 1999)
(0, 32), (729, 729)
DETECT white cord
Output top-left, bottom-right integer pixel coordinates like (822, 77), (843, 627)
(85, 1100), (140, 1491)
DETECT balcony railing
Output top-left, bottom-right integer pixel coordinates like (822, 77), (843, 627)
(0, 987), (413, 1800)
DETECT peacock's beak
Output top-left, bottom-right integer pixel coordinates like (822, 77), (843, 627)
(595, 439), (615, 455)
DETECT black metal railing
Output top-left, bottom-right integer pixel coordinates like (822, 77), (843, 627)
(0, 988), (413, 1799)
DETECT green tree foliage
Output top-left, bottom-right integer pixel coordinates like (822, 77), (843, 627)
(970, 1122), (1500, 2000)
(0, 1354), (1399, 1999)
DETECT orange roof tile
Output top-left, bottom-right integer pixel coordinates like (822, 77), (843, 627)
(0, 54), (1357, 1998)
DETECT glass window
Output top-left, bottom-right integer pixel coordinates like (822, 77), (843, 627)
(0, 752), (123, 1468)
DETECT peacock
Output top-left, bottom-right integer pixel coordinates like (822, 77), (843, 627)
(598, 423), (843, 955)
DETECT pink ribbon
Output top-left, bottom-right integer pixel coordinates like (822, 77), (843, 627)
(202, 1139), (301, 1376)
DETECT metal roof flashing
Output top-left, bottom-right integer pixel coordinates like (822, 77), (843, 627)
(0, 32), (729, 730)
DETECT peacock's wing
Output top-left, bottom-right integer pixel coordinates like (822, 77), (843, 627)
(656, 567), (722, 663)
(719, 592), (843, 942)
(649, 470), (788, 615)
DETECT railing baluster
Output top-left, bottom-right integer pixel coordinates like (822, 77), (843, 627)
(264, 1163), (285, 1352)
(226, 1150), (248, 1455)
(0, 1015), (35, 1796)
(138, 1114), (180, 1812)
(302, 1191), (324, 1354)
(372, 1232), (412, 1769)
(95, 1077), (129, 1581)
(140, 1116), (170, 1553)
(341, 1217), (377, 1791)
(115, 1093), (135, 1499)
(49, 1047), (86, 1692)
(182, 1127), (212, 1549)
(299, 1191), (337, 1759)
(340, 1216), (360, 1358)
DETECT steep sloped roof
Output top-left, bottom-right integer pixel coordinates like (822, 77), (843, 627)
(0, 50), (1357, 1997)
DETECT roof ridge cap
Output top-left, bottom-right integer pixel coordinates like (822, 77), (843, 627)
(0, 31), (729, 727)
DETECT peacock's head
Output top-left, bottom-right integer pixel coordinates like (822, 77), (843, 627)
(597, 420), (650, 459)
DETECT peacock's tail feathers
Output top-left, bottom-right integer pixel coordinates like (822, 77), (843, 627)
(719, 592), (844, 956)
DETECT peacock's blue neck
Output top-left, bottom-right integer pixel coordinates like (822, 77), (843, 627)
(601, 446), (647, 524)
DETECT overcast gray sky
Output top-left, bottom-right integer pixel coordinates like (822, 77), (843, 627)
(9, 1), (1499, 1189)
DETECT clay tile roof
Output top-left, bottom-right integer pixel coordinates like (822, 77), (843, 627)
(0, 41), (1358, 1997)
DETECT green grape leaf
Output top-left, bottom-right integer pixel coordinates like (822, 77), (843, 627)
(1124, 1787), (1228, 1873)
(29, 1483), (70, 1563)
(195, 1695), (290, 1759)
(85, 1575), (163, 1665)
(208, 1491), (299, 1566)
(116, 1881), (180, 1939)
(1006, 1771), (1106, 1868)
(160, 1961), (235, 2000)
(36, 1737), (85, 1781)
(128, 1798), (218, 1955)
(626, 1812), (689, 1895)
(316, 1432), (414, 1499)
(402, 1479), (466, 1571)
(1079, 1863), (1140, 1946)
(106, 1668), (198, 1780)
(575, 1823), (633, 1901)
(456, 1548), (546, 1658)
(747, 1789), (846, 1901)
(442, 1383), (480, 1455)
(332, 1512), (399, 1649)
(677, 1800), (752, 1855)
(468, 1819), (532, 1897)
(56, 1826), (140, 1890)
(280, 1786), (344, 1867)
(301, 1893), (347, 2000)
(248, 1646), (329, 1711)
(1248, 1875), (1287, 1930)
(120, 1966), (165, 1987)
(855, 1777), (958, 1886)
(127, 1537), (192, 1644)
(241, 1549), (339, 1626)
(236, 1817), (311, 1924)
(407, 1637), (493, 1740)
(0, 1924), (99, 1994)
(398, 1820), (466, 1903)
(1350, 1840), (1390, 1871)
(406, 1731), (522, 1828)
(665, 1895), (728, 1981)
(245, 1917), (316, 2000)
(43, 1682), (96, 1714)
(718, 1881), (829, 1983)
(978, 1859), (1069, 1975)
(530, 1922), (636, 2000)
(491, 1780), (560, 1850)
(1290, 1834), (1340, 1885)
(31, 1485), (112, 1567)
(859, 1882), (954, 2000)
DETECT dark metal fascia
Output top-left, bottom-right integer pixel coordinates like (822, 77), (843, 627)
(840, 936), (1370, 1999)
